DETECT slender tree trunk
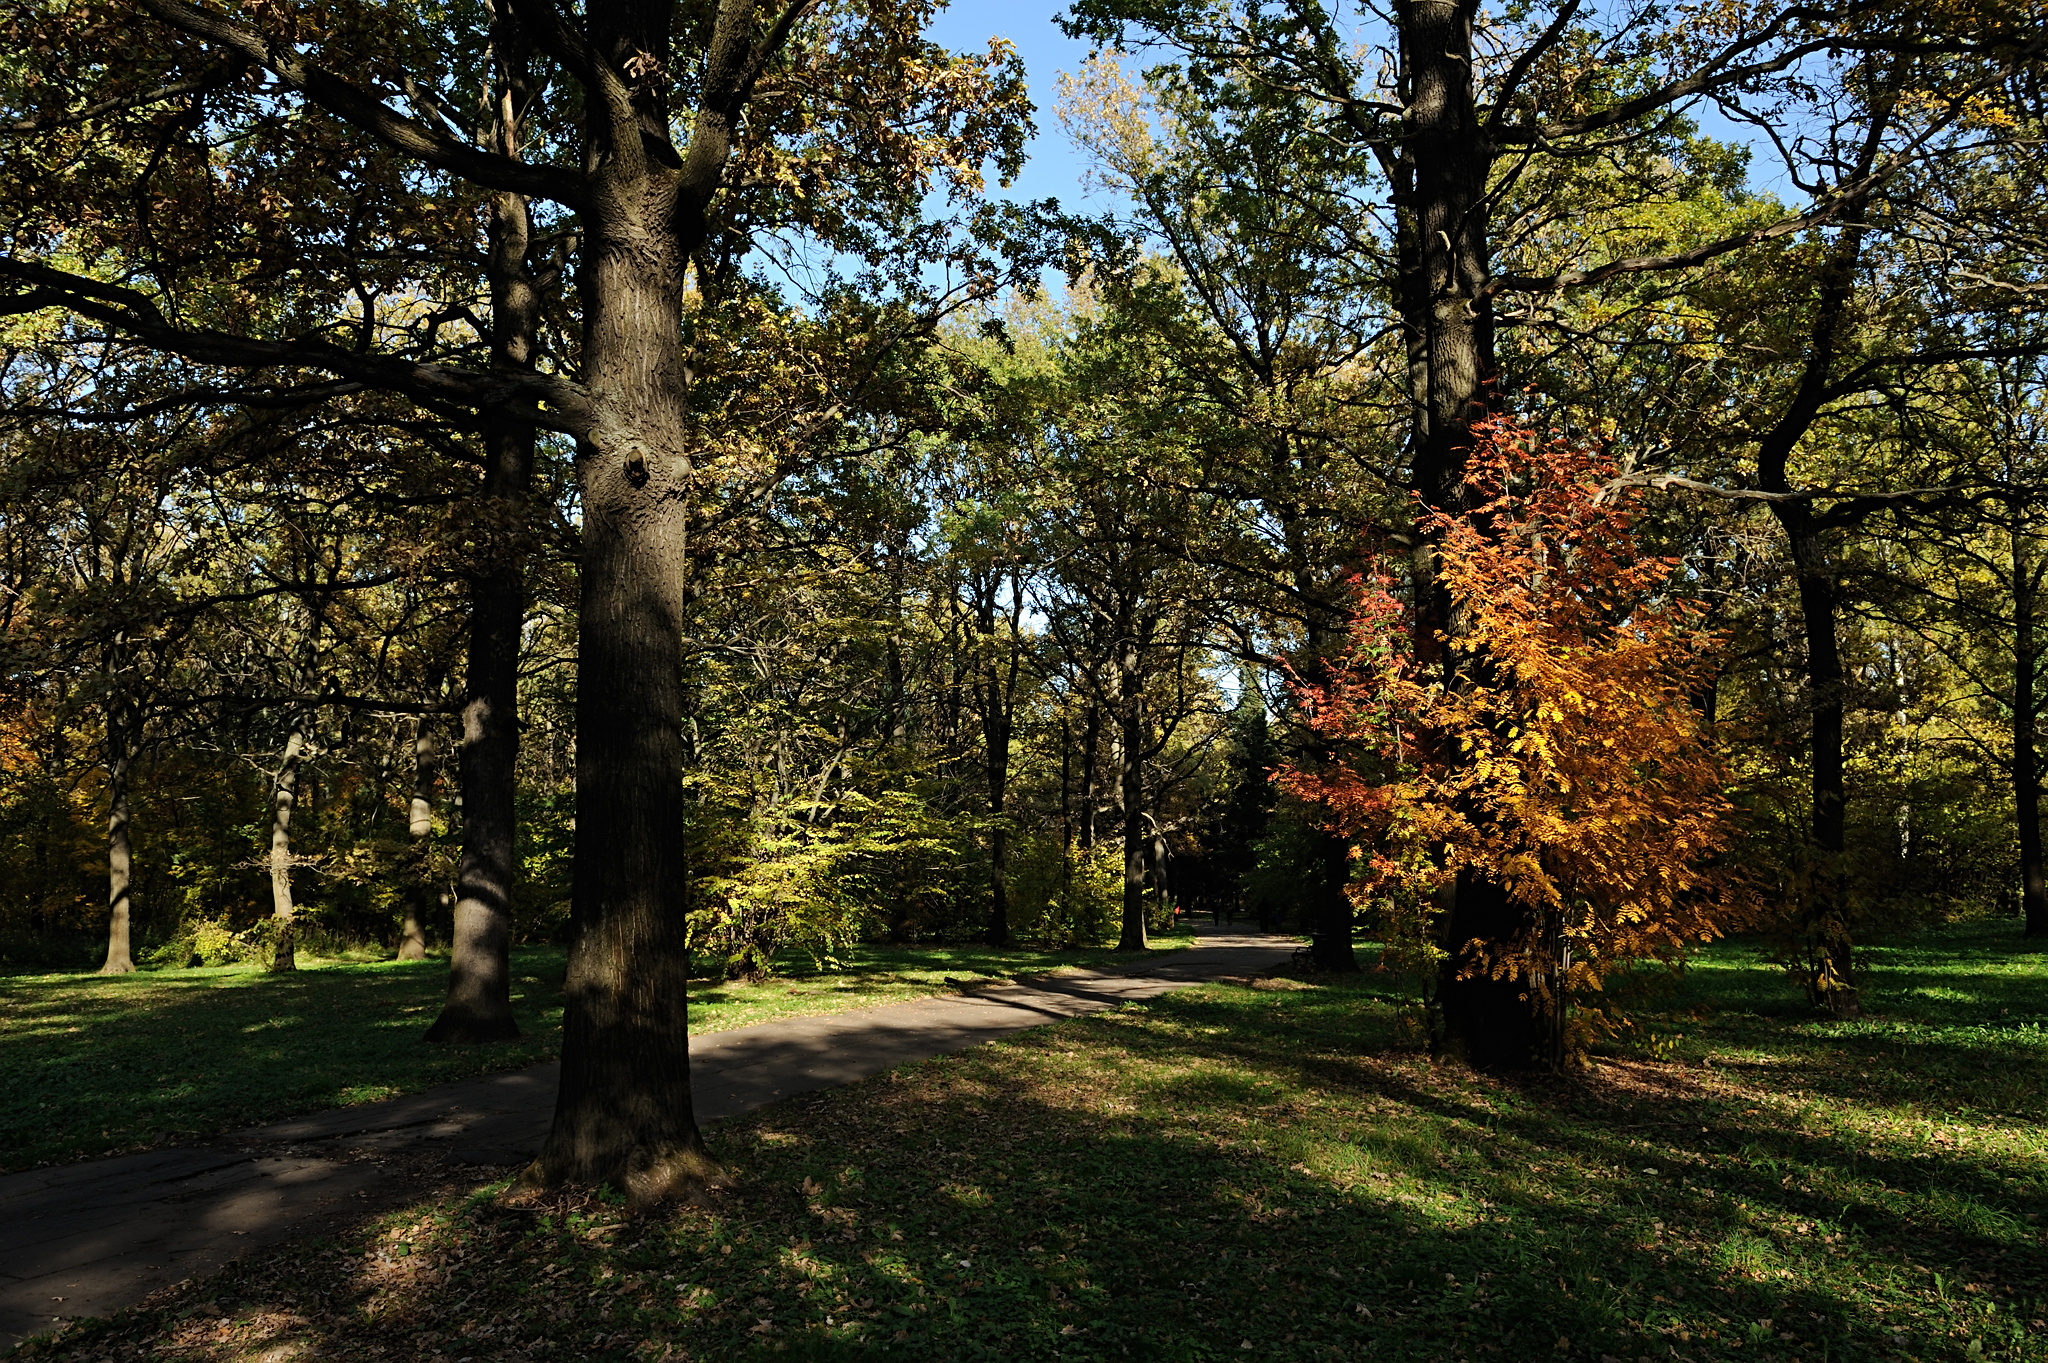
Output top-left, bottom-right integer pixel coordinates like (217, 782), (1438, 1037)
(885, 626), (913, 942)
(399, 717), (436, 961)
(425, 105), (538, 1042)
(1060, 716), (1073, 904)
(2014, 517), (2046, 937)
(99, 703), (134, 975)
(1745, 102), (1890, 1016)
(977, 574), (1019, 949)
(1777, 507), (1857, 1014)
(1150, 829), (1170, 921)
(1081, 703), (1100, 851)
(983, 665), (1011, 948)
(268, 716), (307, 971)
(1117, 645), (1148, 952)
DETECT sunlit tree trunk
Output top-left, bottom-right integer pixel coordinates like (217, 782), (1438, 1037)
(267, 715), (307, 971)
(980, 602), (1013, 949)
(1081, 703), (1100, 851)
(885, 605), (912, 942)
(399, 717), (436, 961)
(99, 700), (135, 975)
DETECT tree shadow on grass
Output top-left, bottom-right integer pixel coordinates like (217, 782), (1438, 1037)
(31, 965), (2046, 1363)
(0, 950), (567, 1167)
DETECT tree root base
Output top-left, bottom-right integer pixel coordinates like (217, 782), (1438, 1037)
(422, 1010), (521, 1044)
(504, 1143), (730, 1212)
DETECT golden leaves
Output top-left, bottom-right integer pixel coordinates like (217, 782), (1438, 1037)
(1282, 418), (1761, 1009)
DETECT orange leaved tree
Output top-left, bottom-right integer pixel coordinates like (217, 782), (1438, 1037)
(1282, 420), (1757, 1066)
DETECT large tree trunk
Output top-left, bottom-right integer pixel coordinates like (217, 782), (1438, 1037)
(99, 702), (134, 975)
(1390, 0), (1525, 1059)
(1435, 873), (1536, 1066)
(1117, 644), (1148, 952)
(2014, 515), (2046, 937)
(267, 716), (307, 971)
(425, 99), (538, 1042)
(527, 72), (715, 1199)
(1308, 829), (1357, 969)
(399, 717), (436, 961)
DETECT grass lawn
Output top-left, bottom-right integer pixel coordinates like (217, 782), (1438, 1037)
(0, 934), (1197, 1170)
(19, 920), (2046, 1362)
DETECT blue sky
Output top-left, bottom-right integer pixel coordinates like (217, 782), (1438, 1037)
(925, 2), (1115, 213)
(923, 1), (1785, 208)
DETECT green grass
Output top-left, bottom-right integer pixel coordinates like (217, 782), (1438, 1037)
(21, 919), (2048, 1362)
(680, 934), (1199, 1034)
(0, 935), (1197, 1170)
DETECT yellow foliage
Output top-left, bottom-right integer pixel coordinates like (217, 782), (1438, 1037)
(1283, 421), (1762, 1028)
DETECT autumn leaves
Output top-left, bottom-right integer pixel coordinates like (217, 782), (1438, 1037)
(1284, 421), (1758, 1059)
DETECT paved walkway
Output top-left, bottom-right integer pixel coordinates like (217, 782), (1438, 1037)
(0, 928), (1295, 1350)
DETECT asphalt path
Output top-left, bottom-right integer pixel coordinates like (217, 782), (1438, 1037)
(0, 928), (1297, 1351)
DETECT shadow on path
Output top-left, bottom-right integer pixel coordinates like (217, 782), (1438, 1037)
(0, 931), (1296, 1351)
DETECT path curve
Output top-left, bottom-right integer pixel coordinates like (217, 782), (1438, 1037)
(0, 928), (1296, 1350)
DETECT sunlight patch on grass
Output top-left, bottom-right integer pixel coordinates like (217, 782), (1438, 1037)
(30, 929), (2048, 1361)
(0, 936), (1202, 1169)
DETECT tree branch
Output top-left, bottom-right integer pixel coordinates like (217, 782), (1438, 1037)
(2, 59), (248, 134)
(0, 259), (597, 438)
(134, 0), (587, 208)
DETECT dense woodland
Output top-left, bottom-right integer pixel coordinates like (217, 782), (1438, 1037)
(0, 0), (2043, 1197)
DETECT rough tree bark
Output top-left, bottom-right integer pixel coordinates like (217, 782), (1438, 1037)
(399, 717), (437, 960)
(98, 700), (135, 975)
(516, 0), (772, 1200)
(425, 33), (541, 1042)
(1383, 0), (1525, 1062)
(267, 714), (307, 971)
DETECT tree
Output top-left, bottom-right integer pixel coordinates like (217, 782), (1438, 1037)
(1, 0), (1034, 1197)
(1284, 421), (1757, 1064)
(1065, 0), (2043, 1053)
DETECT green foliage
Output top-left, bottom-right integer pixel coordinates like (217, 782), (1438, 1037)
(1242, 811), (1332, 932)
(690, 787), (974, 979)
(1005, 837), (1124, 948)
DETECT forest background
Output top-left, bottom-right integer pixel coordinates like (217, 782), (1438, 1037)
(1, 0), (2044, 1058)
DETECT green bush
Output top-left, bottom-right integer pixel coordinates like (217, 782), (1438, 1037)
(1008, 837), (1123, 948)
